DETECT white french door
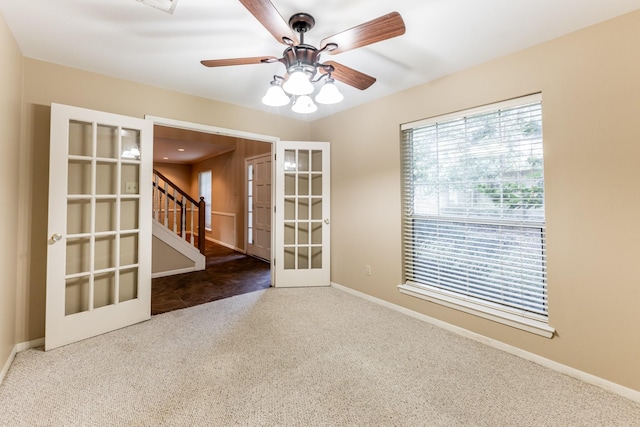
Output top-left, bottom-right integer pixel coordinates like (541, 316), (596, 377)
(246, 153), (272, 261)
(45, 104), (153, 350)
(274, 141), (330, 287)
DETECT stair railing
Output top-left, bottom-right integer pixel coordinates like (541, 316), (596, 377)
(152, 169), (206, 254)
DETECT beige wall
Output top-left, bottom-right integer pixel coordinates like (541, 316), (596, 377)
(156, 139), (271, 252)
(154, 162), (192, 193)
(151, 236), (195, 274)
(0, 12), (22, 374)
(15, 59), (310, 344)
(312, 10), (640, 391)
(192, 139), (271, 251)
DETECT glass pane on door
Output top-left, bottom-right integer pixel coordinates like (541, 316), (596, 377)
(275, 141), (329, 287)
(63, 119), (141, 315)
(282, 148), (324, 271)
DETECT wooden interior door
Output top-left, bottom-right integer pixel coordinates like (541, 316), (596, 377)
(246, 153), (272, 261)
(45, 103), (153, 350)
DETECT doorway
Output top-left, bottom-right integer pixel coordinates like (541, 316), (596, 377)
(149, 116), (332, 307)
(149, 116), (276, 313)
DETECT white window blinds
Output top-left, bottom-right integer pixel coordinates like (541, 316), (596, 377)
(400, 94), (547, 318)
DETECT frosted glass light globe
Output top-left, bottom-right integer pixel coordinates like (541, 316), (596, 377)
(292, 95), (318, 114)
(262, 85), (290, 107)
(283, 70), (314, 95)
(315, 80), (344, 104)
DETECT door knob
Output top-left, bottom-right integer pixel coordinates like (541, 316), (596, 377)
(49, 233), (63, 244)
(324, 218), (330, 225)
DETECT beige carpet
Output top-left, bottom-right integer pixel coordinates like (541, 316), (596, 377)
(1, 287), (639, 426)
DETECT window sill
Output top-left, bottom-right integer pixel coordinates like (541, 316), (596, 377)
(398, 283), (555, 338)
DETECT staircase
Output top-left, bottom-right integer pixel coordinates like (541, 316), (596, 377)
(152, 169), (206, 278)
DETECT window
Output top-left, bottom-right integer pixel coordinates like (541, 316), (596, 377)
(399, 94), (553, 337)
(247, 164), (253, 245)
(198, 170), (212, 231)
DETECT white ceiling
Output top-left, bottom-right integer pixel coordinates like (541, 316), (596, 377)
(2, 0), (639, 123)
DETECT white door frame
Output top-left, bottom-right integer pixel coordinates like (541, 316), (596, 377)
(145, 116), (279, 284)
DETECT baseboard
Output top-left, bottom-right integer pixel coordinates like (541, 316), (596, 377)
(331, 282), (640, 404)
(16, 337), (44, 352)
(0, 346), (17, 385)
(152, 266), (198, 279)
(205, 236), (244, 253)
(0, 338), (45, 385)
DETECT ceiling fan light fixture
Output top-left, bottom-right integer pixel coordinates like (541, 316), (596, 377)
(283, 69), (314, 95)
(292, 95), (318, 114)
(315, 78), (344, 105)
(262, 83), (290, 107)
(200, 5), (406, 115)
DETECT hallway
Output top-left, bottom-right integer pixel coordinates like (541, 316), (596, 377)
(151, 241), (271, 315)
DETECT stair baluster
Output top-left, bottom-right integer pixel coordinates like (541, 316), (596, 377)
(189, 202), (195, 246)
(152, 169), (206, 255)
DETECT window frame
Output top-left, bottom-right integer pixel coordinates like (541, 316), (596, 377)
(398, 93), (554, 338)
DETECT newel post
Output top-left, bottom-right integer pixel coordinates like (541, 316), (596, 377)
(198, 197), (206, 254)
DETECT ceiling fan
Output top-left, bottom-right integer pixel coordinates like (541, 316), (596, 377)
(201, 0), (406, 113)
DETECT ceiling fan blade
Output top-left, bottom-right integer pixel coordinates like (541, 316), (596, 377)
(320, 12), (405, 55)
(201, 56), (279, 67)
(321, 61), (376, 90)
(239, 0), (299, 45)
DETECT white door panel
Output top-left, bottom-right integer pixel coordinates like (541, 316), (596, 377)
(46, 103), (153, 350)
(246, 153), (271, 261)
(274, 141), (330, 287)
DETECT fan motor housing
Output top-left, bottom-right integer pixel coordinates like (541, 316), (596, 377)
(282, 44), (318, 76)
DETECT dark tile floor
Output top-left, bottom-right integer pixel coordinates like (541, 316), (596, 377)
(151, 241), (271, 315)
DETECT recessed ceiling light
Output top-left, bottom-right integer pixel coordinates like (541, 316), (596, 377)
(178, 148), (185, 152)
(135, 0), (178, 14)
